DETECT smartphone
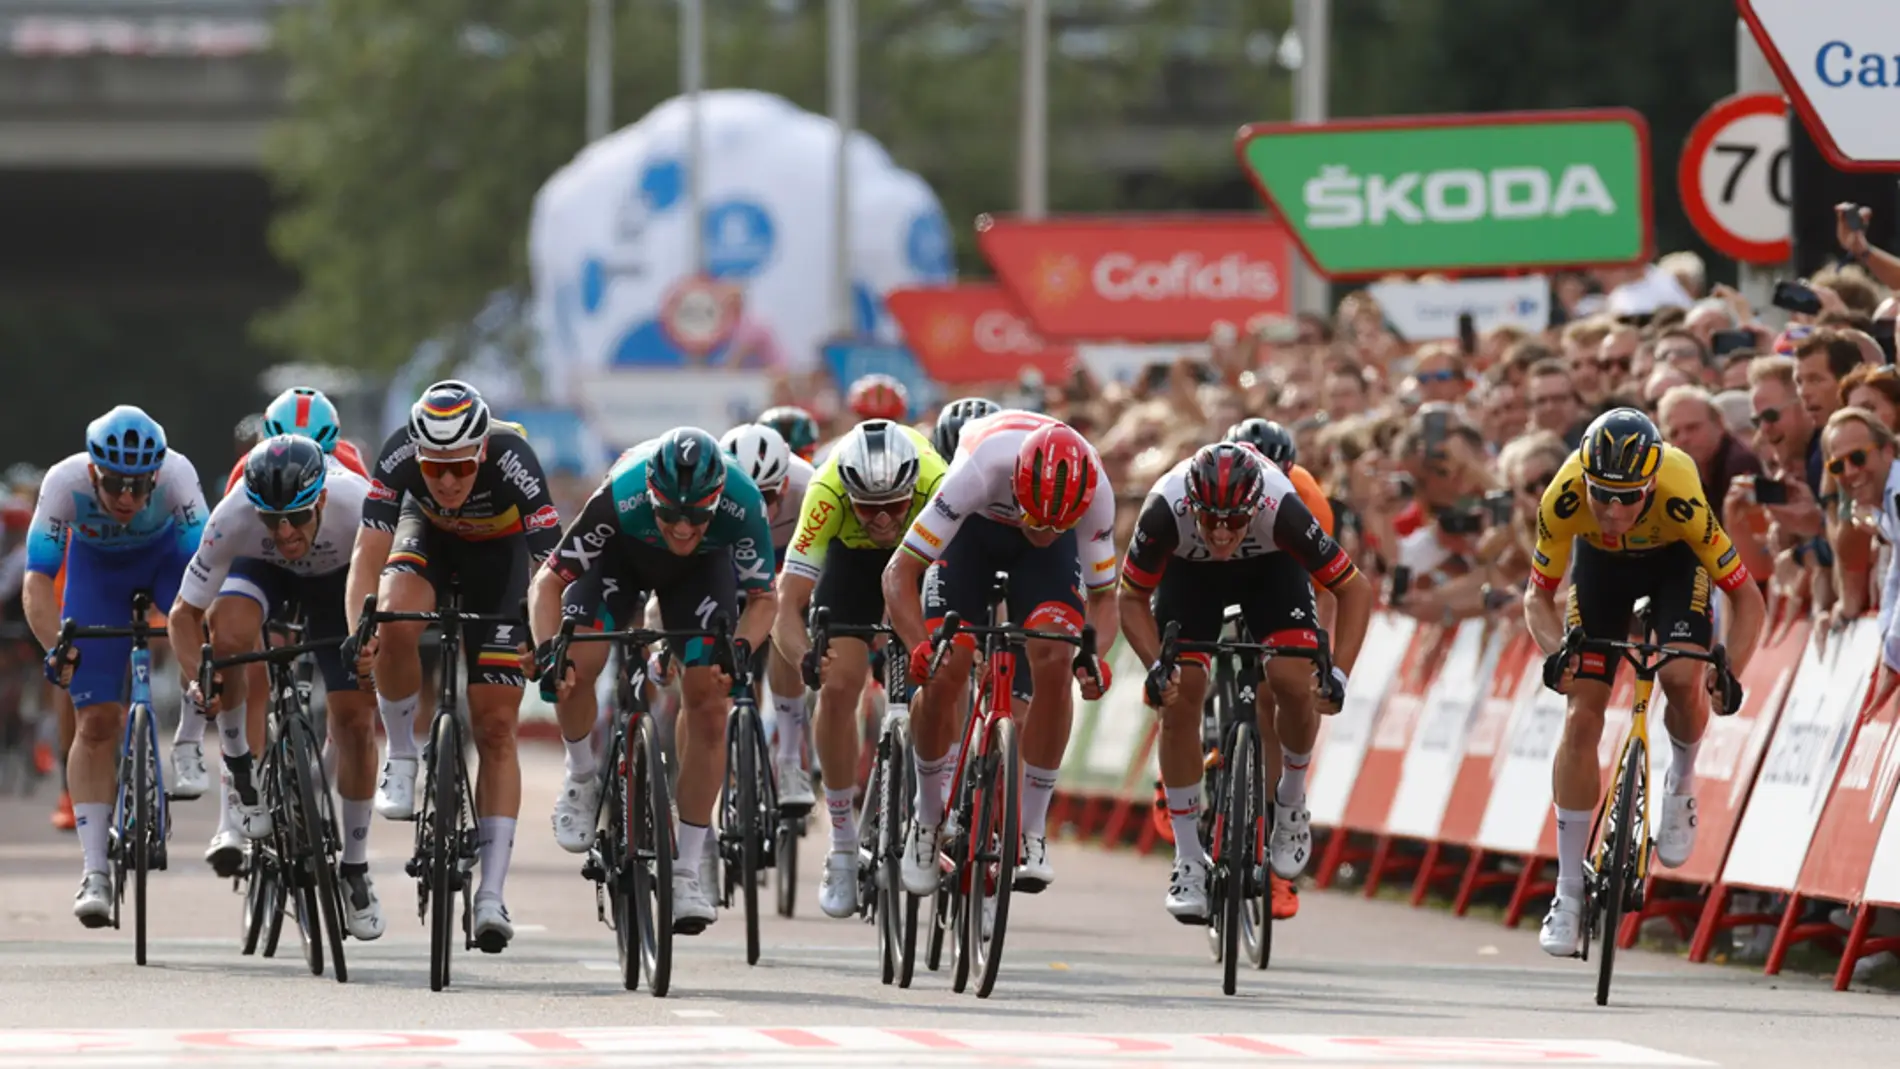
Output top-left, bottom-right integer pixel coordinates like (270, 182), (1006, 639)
(1388, 473), (1416, 501)
(1772, 279), (1823, 316)
(1842, 203), (1866, 233)
(1754, 477), (1789, 506)
(1140, 361), (1171, 394)
(1711, 329), (1755, 358)
(1457, 312), (1478, 357)
(1421, 408), (1453, 454)
(1389, 565), (1413, 605)
(1437, 508), (1485, 536)
(1483, 489), (1514, 526)
(1875, 319), (1897, 364)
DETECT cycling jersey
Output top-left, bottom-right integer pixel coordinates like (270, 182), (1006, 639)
(1287, 463), (1334, 536)
(1530, 443), (1749, 594)
(783, 423), (948, 582)
(768, 454), (817, 553)
(1119, 455), (1356, 592)
(362, 424), (560, 561)
(225, 439), (367, 497)
(25, 452), (207, 576)
(901, 411), (1117, 592)
(180, 461), (370, 609)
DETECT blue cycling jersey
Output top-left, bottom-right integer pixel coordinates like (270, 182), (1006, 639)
(25, 452), (208, 576)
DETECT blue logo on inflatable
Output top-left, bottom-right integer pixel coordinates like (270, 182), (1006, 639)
(581, 257), (607, 314)
(704, 200), (776, 279)
(906, 209), (954, 281)
(853, 282), (881, 336)
(639, 157), (684, 213)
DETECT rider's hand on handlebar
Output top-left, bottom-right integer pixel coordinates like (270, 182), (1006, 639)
(1542, 647), (1580, 694)
(1075, 653), (1111, 701)
(341, 632), (378, 686)
(1143, 660), (1179, 708)
(533, 639), (574, 703)
(42, 645), (77, 688)
(800, 647), (832, 691)
(1706, 658), (1745, 717)
(185, 676), (224, 718)
(1317, 665), (1349, 712)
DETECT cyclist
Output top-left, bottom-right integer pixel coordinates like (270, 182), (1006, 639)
(1526, 407), (1763, 957)
(759, 406), (821, 465)
(344, 380), (560, 953)
(1117, 442), (1371, 921)
(720, 423), (817, 807)
(848, 375), (910, 423)
(23, 406), (207, 926)
(883, 410), (1118, 897)
(933, 397), (1001, 462)
(168, 437), (386, 937)
(528, 427), (777, 932)
(772, 419), (946, 917)
(3, 462), (74, 833)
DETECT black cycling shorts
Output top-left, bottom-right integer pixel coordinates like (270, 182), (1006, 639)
(1564, 540), (1712, 684)
(561, 539), (738, 669)
(383, 498), (530, 688)
(923, 516), (1085, 635)
(814, 545), (897, 631)
(223, 560), (357, 694)
(1150, 552), (1319, 668)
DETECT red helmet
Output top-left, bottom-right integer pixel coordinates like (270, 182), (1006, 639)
(847, 374), (910, 421)
(1184, 442), (1267, 517)
(1013, 423), (1098, 530)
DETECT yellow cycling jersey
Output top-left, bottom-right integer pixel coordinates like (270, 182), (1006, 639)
(781, 423), (947, 580)
(1529, 443), (1750, 594)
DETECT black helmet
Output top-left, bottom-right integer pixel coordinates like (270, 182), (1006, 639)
(757, 406), (820, 459)
(1579, 407), (1663, 488)
(1226, 418), (1297, 470)
(1184, 442), (1268, 517)
(647, 427), (727, 517)
(243, 435), (327, 513)
(933, 397), (1001, 459)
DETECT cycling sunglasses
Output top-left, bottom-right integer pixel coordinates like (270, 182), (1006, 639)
(1749, 408), (1781, 428)
(96, 472), (155, 498)
(1585, 479), (1650, 506)
(1827, 448), (1872, 476)
(652, 501), (716, 526)
(850, 497), (910, 521)
(260, 507), (317, 529)
(1192, 506), (1254, 532)
(418, 456), (480, 479)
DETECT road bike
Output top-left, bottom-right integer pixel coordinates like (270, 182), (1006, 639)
(51, 591), (171, 966)
(1154, 619), (1332, 996)
(807, 608), (920, 987)
(707, 620), (783, 966)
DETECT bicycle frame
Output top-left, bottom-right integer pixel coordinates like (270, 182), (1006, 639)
(122, 633), (165, 841)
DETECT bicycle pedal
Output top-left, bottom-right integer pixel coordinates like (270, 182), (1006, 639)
(1172, 912), (1207, 927)
(474, 932), (509, 955)
(777, 801), (814, 818)
(672, 917), (709, 937)
(580, 858), (605, 883)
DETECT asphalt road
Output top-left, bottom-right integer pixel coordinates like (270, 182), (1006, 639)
(1, 745), (1892, 1068)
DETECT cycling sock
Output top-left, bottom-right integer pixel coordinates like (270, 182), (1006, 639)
(562, 731), (597, 782)
(339, 796), (373, 866)
(172, 704), (206, 745)
(476, 816), (515, 901)
(826, 787), (857, 852)
(1165, 786), (1206, 865)
(1665, 729), (1700, 794)
(74, 803), (111, 874)
(1021, 764), (1060, 838)
(676, 820), (707, 874)
(216, 705), (248, 760)
(1554, 806), (1595, 888)
(223, 754), (256, 804)
(913, 752), (955, 828)
(378, 692), (420, 759)
(772, 693), (806, 762)
(1276, 747), (1312, 809)
(215, 764), (238, 835)
(943, 742), (962, 804)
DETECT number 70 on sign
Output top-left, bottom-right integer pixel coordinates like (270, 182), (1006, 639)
(1680, 92), (1793, 265)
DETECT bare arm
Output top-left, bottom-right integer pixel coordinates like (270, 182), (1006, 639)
(882, 551), (931, 652)
(772, 571), (816, 667)
(735, 588), (776, 654)
(343, 526), (394, 633)
(527, 563), (569, 650)
(1118, 583), (1163, 669)
(1524, 581), (1567, 656)
(22, 571), (60, 652)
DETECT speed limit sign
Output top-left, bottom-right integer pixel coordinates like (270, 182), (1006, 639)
(1679, 93), (1792, 264)
(659, 274), (743, 358)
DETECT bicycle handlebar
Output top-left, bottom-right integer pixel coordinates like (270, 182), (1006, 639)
(1556, 625), (1729, 681)
(540, 614), (740, 701)
(198, 635), (347, 705)
(927, 611), (1100, 687)
(1155, 620), (1335, 681)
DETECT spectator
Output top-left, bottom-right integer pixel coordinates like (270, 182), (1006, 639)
(1660, 250), (1708, 299)
(1841, 364), (1900, 432)
(1654, 328), (1717, 386)
(1720, 351), (1756, 392)
(1749, 355), (1825, 496)
(1658, 384), (1762, 522)
(1559, 316), (1614, 409)
(1596, 326), (1641, 401)
(1794, 328), (1863, 427)
(1643, 364), (1692, 412)
(1821, 407), (1895, 633)
(1526, 360), (1585, 446)
(1322, 361), (1372, 420)
(1474, 380), (1529, 451)
(1683, 298), (1736, 351)
(1411, 344), (1469, 406)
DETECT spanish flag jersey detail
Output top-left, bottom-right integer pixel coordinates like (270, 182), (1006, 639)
(1530, 443), (1749, 593)
(782, 424), (947, 581)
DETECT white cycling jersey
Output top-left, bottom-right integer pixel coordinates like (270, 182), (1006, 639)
(769, 454), (816, 551)
(178, 459), (370, 609)
(901, 410), (1118, 592)
(25, 451), (207, 575)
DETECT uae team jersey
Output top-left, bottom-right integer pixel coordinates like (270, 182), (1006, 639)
(25, 451), (208, 576)
(1119, 455), (1357, 592)
(180, 459), (370, 609)
(361, 424), (561, 561)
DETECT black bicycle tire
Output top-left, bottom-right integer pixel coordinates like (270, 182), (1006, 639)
(776, 816), (799, 919)
(260, 846), (288, 958)
(609, 724), (637, 991)
(926, 880), (950, 972)
(947, 755), (974, 994)
(241, 849), (268, 955)
(971, 717), (1020, 1000)
(429, 713), (460, 992)
(636, 715), (674, 997)
(1595, 738), (1641, 1007)
(883, 717), (920, 988)
(737, 707), (765, 966)
(1203, 739), (1225, 964)
(1222, 721), (1254, 996)
(1247, 775), (1273, 971)
(287, 721), (348, 983)
(126, 704), (150, 966)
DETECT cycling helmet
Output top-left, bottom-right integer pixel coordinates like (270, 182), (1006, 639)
(1226, 417), (1296, 470)
(408, 380), (491, 452)
(263, 387), (342, 454)
(86, 405), (167, 476)
(243, 435), (327, 513)
(933, 397), (1001, 459)
(1185, 442), (1268, 517)
(847, 374), (910, 422)
(647, 427), (727, 514)
(835, 420), (922, 504)
(1013, 422), (1098, 530)
(758, 406), (821, 459)
(1579, 407), (1663, 488)
(720, 424), (791, 492)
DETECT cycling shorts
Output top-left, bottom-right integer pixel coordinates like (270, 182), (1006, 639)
(1151, 552), (1319, 668)
(1564, 541), (1713, 684)
(222, 561), (357, 694)
(383, 498), (530, 688)
(560, 539), (738, 669)
(62, 537), (193, 708)
(813, 545), (897, 631)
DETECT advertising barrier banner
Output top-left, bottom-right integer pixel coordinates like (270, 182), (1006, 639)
(1384, 620), (1498, 841)
(1307, 614), (1419, 829)
(1437, 633), (1538, 848)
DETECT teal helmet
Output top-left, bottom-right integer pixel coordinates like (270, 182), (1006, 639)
(647, 427), (727, 521)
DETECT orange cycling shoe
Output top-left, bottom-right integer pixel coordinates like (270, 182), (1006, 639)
(51, 790), (75, 832)
(34, 740), (55, 776)
(1270, 873), (1300, 919)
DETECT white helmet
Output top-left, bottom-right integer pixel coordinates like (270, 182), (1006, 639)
(835, 420), (921, 504)
(408, 380), (491, 451)
(720, 424), (791, 492)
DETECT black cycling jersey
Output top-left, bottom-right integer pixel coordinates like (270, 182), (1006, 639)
(363, 424), (561, 562)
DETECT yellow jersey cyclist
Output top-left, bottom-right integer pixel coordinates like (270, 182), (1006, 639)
(1524, 407), (1763, 958)
(771, 419), (948, 918)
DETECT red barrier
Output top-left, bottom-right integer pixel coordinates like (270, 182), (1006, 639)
(1434, 634), (1538, 913)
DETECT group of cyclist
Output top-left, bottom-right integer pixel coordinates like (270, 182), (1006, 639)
(16, 353), (1761, 981)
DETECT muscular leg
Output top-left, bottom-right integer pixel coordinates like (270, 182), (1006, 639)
(68, 701), (125, 874)
(469, 684), (523, 904)
(372, 571), (434, 758)
(816, 639), (870, 850)
(554, 641), (609, 777)
(1020, 638), (1075, 839)
(1159, 666), (1211, 864)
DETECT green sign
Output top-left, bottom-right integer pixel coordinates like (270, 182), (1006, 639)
(1235, 109), (1653, 279)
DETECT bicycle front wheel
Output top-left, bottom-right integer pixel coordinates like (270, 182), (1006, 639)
(1221, 721), (1257, 996)
(428, 714), (463, 992)
(288, 720), (348, 984)
(633, 715), (674, 997)
(606, 727), (637, 991)
(968, 716), (1021, 1000)
(879, 717), (920, 988)
(727, 707), (766, 966)
(1594, 738), (1644, 1007)
(129, 703), (153, 966)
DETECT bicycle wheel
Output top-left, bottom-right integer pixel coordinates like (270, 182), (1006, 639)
(632, 715), (674, 997)
(1594, 738), (1643, 1007)
(880, 717), (920, 988)
(776, 812), (799, 919)
(926, 879), (951, 973)
(128, 703), (153, 966)
(728, 707), (765, 966)
(240, 844), (274, 956)
(288, 721), (348, 984)
(1221, 721), (1256, 996)
(1245, 785), (1273, 971)
(428, 714), (462, 993)
(605, 728), (637, 991)
(967, 716), (1021, 1000)
(946, 757), (975, 994)
(275, 749), (323, 979)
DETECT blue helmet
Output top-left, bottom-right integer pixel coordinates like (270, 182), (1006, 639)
(263, 387), (341, 454)
(243, 436), (327, 513)
(86, 405), (167, 475)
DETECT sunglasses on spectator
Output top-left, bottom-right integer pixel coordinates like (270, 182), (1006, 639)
(96, 472), (155, 498)
(1749, 408), (1781, 428)
(1827, 448), (1872, 476)
(419, 457), (480, 479)
(1416, 370), (1461, 384)
(1520, 472), (1558, 496)
(260, 507), (317, 529)
(1584, 478), (1650, 506)
(1597, 356), (1633, 374)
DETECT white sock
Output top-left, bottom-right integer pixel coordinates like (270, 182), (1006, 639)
(173, 705), (206, 745)
(215, 764), (237, 835)
(913, 752), (955, 828)
(1166, 786), (1206, 864)
(943, 741), (962, 806)
(703, 822), (719, 856)
(826, 787), (858, 852)
(476, 816), (514, 901)
(1666, 729), (1700, 795)
(75, 803), (111, 874)
(677, 820), (707, 872)
(1021, 764), (1059, 838)
(1276, 747), (1312, 808)
(1554, 806), (1595, 889)
(216, 704), (249, 759)
(378, 692), (420, 759)
(562, 732), (597, 781)
(340, 797), (373, 865)
(772, 693), (805, 761)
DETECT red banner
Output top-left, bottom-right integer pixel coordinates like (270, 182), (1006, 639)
(1796, 657), (1899, 903)
(1437, 634), (1537, 848)
(975, 214), (1294, 342)
(1341, 626), (1452, 834)
(884, 285), (1074, 384)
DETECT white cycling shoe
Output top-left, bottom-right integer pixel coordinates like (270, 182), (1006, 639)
(374, 756), (418, 820)
(73, 871), (112, 929)
(204, 828), (246, 878)
(819, 849), (860, 919)
(551, 774), (602, 854)
(1165, 858), (1211, 924)
(168, 741), (209, 800)
(1269, 804), (1313, 880)
(1013, 833), (1054, 893)
(341, 870), (386, 941)
(471, 895), (512, 953)
(672, 870), (717, 933)
(1540, 889), (1585, 957)
(229, 787), (273, 840)
(900, 821), (941, 896)
(1657, 793), (1698, 869)
(776, 754), (815, 808)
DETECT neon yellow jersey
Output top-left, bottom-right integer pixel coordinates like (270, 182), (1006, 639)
(782, 423), (947, 580)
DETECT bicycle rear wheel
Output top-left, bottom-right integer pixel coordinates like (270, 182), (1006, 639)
(428, 714), (462, 992)
(1594, 739), (1643, 1007)
(632, 715), (674, 997)
(605, 727), (637, 991)
(726, 707), (766, 966)
(967, 716), (1020, 1000)
(129, 703), (153, 966)
(288, 720), (348, 984)
(1221, 721), (1256, 996)
(1246, 795), (1274, 970)
(775, 813), (800, 919)
(879, 717), (920, 988)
